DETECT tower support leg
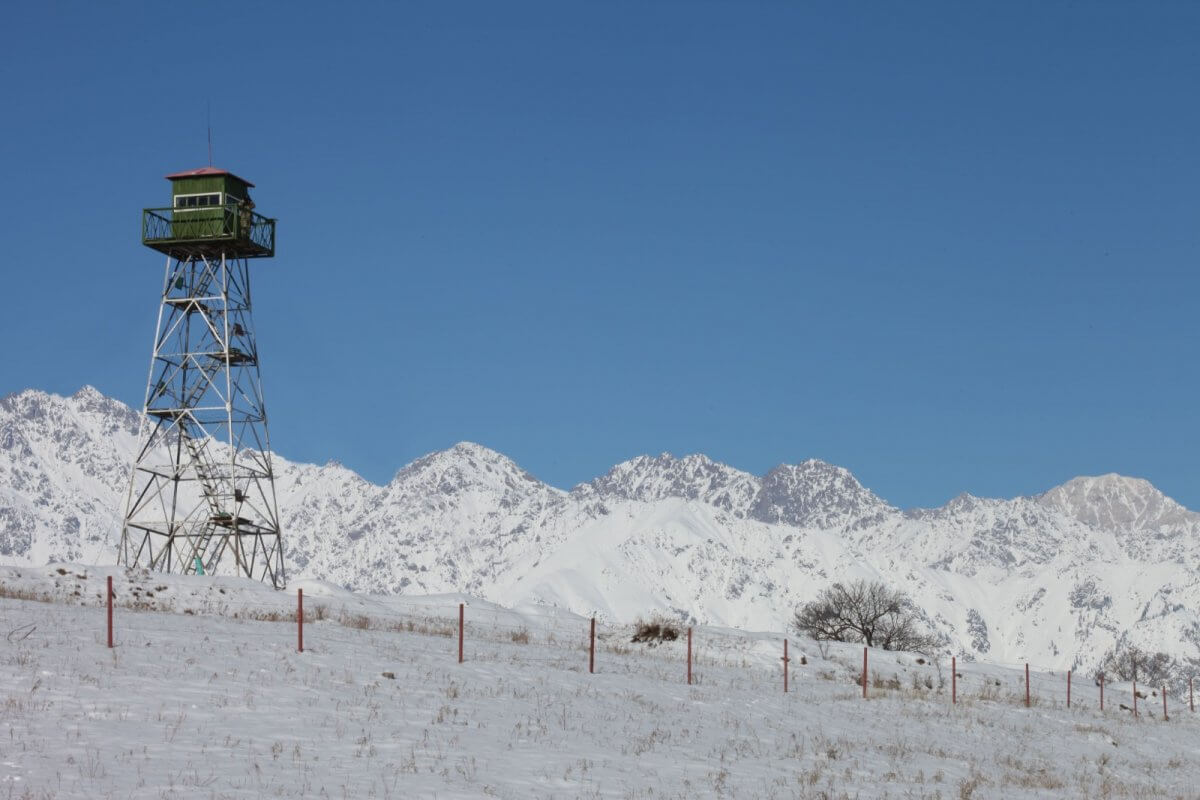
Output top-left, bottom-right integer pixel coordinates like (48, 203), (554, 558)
(119, 253), (284, 588)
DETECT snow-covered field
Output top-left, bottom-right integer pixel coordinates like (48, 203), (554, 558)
(1, 566), (1197, 799)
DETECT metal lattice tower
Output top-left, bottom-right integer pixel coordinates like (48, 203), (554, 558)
(119, 167), (285, 587)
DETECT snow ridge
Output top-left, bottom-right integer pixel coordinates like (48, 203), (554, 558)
(2, 386), (1199, 675)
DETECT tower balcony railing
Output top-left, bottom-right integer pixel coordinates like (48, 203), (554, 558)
(142, 204), (276, 259)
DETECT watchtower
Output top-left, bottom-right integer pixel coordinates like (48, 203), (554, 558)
(119, 167), (285, 588)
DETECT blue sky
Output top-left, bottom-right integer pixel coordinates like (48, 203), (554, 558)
(3, 2), (1199, 508)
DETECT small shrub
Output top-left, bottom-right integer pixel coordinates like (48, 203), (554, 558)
(631, 616), (680, 645)
(510, 628), (530, 644)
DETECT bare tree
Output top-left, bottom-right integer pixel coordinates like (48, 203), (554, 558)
(1095, 645), (1174, 686)
(793, 579), (937, 653)
(875, 609), (940, 653)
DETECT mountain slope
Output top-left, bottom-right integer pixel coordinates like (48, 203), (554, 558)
(2, 385), (1198, 675)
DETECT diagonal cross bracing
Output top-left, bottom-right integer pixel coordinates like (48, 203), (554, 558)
(119, 253), (285, 588)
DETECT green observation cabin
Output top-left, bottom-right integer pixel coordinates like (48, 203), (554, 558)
(142, 167), (275, 259)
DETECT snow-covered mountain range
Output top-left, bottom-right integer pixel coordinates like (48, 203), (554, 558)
(2, 385), (1198, 673)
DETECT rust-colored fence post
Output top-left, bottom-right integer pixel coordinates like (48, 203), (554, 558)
(1067, 669), (1071, 709)
(297, 588), (303, 653)
(1163, 685), (1168, 721)
(1025, 663), (1030, 707)
(687, 627), (693, 685)
(589, 617), (595, 674)
(1133, 658), (1138, 718)
(106, 575), (113, 648)
(458, 603), (464, 664)
(782, 639), (789, 693)
(952, 656), (956, 704)
(862, 647), (868, 699)
(1100, 673), (1105, 712)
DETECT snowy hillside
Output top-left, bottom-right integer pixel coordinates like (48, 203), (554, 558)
(1, 566), (1197, 799)
(2, 386), (1200, 678)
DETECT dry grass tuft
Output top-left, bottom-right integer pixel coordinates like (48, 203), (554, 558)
(0, 585), (55, 603)
(339, 612), (371, 630)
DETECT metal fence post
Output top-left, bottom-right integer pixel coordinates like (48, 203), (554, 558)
(1133, 659), (1138, 718)
(687, 627), (693, 685)
(458, 603), (464, 664)
(107, 575), (113, 649)
(589, 617), (595, 674)
(297, 588), (303, 653)
(783, 639), (789, 693)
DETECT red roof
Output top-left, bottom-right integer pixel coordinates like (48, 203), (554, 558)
(164, 166), (255, 188)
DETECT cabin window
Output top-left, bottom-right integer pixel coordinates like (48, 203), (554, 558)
(174, 192), (224, 210)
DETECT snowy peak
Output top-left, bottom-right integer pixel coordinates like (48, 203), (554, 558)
(1, 387), (58, 421)
(2, 386), (138, 436)
(903, 492), (987, 521)
(0, 386), (139, 468)
(751, 459), (894, 530)
(0, 387), (142, 564)
(930, 492), (986, 516)
(576, 453), (893, 529)
(1037, 473), (1194, 532)
(574, 452), (759, 516)
(391, 441), (560, 498)
(385, 441), (564, 519)
(70, 385), (108, 404)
